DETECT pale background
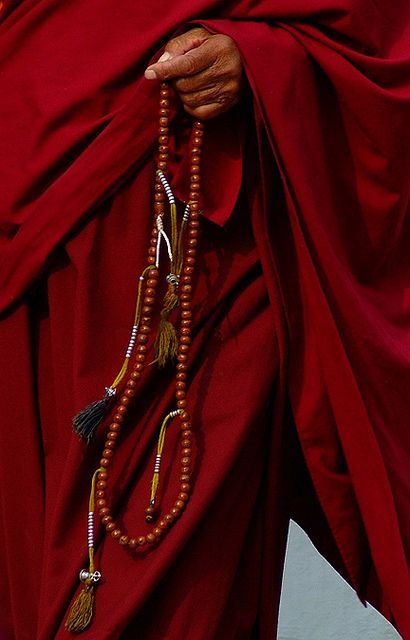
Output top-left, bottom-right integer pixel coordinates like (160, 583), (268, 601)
(278, 521), (402, 640)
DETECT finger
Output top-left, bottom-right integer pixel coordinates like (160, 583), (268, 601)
(173, 63), (228, 94)
(183, 101), (236, 120)
(145, 38), (218, 81)
(179, 80), (241, 109)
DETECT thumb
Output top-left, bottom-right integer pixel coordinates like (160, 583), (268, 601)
(164, 27), (211, 57)
(145, 27), (211, 79)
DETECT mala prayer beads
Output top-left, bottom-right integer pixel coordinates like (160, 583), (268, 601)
(65, 83), (204, 633)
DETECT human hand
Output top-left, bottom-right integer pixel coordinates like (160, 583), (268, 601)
(144, 27), (243, 120)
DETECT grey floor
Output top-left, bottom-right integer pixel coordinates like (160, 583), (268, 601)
(277, 521), (401, 640)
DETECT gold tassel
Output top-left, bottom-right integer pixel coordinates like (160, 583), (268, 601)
(66, 468), (103, 633)
(65, 583), (95, 633)
(154, 281), (179, 367)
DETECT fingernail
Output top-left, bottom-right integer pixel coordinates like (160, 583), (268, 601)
(158, 51), (171, 63)
(144, 68), (157, 80)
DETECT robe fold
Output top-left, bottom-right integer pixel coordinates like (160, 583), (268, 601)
(0, 0), (409, 638)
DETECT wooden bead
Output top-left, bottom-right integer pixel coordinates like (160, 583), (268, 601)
(181, 439), (191, 448)
(181, 466), (191, 474)
(100, 458), (111, 468)
(117, 405), (127, 415)
(119, 396), (130, 406)
(181, 456), (191, 466)
(135, 354), (146, 363)
(99, 507), (110, 516)
(111, 529), (122, 539)
(97, 499), (107, 508)
(105, 440), (116, 449)
(138, 536), (147, 546)
(181, 474), (191, 482)
(165, 514), (174, 524)
(102, 515), (113, 525)
(102, 449), (113, 459)
(106, 522), (116, 532)
(178, 492), (189, 502)
(107, 431), (119, 440)
(131, 369), (142, 377)
(128, 538), (138, 548)
(97, 481), (107, 489)
(96, 490), (105, 499)
(139, 325), (151, 335)
(98, 471), (108, 481)
(170, 507), (181, 517)
(146, 533), (157, 544)
(159, 520), (169, 530)
(181, 483), (191, 492)
(182, 448), (191, 456)
(137, 344), (148, 353)
(174, 500), (185, 510)
(153, 527), (162, 537)
(127, 379), (137, 388)
(119, 535), (129, 546)
(110, 422), (121, 431)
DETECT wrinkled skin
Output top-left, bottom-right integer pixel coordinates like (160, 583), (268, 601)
(145, 27), (243, 120)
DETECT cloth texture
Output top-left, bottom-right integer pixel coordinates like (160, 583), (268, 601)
(0, 0), (409, 638)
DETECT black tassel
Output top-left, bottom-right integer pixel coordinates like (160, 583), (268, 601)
(73, 388), (116, 443)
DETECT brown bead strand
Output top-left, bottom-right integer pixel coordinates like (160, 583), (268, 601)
(97, 84), (203, 549)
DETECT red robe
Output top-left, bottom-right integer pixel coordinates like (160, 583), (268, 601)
(0, 0), (409, 638)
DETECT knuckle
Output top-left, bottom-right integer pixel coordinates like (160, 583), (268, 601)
(174, 77), (194, 93)
(183, 55), (198, 76)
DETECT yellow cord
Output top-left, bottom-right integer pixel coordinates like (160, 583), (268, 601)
(176, 215), (188, 276)
(149, 412), (175, 504)
(88, 467), (103, 573)
(110, 265), (156, 390)
(170, 202), (178, 270)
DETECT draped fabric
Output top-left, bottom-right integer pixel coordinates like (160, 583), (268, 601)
(0, 0), (409, 638)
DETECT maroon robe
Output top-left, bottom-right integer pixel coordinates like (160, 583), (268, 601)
(0, 0), (409, 638)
